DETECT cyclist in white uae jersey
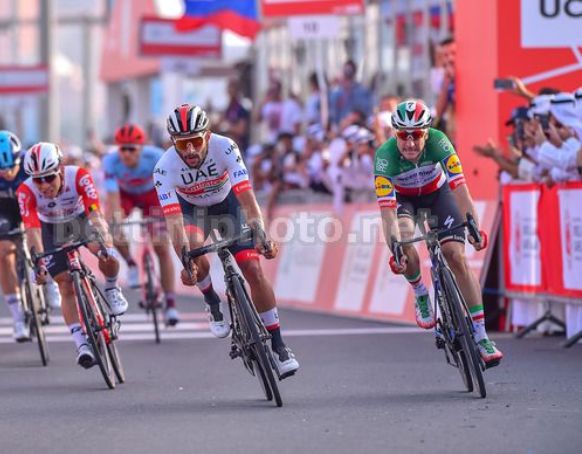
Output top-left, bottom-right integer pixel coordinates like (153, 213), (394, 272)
(16, 142), (128, 369)
(154, 103), (299, 378)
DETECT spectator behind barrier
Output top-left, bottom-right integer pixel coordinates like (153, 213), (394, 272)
(329, 60), (373, 128)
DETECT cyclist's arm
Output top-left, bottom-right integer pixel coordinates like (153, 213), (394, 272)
(451, 183), (480, 227)
(152, 162), (190, 260)
(16, 184), (44, 254)
(236, 188), (264, 232)
(105, 191), (123, 223)
(379, 206), (400, 252)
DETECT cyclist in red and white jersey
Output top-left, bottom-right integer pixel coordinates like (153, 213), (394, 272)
(153, 104), (299, 378)
(104, 123), (178, 326)
(16, 143), (128, 369)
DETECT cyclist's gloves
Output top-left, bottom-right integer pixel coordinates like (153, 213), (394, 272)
(389, 255), (407, 274)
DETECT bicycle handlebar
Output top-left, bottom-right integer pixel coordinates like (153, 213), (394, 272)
(31, 233), (108, 267)
(112, 217), (164, 228)
(391, 213), (481, 266)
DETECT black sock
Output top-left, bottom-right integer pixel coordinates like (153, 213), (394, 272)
(269, 327), (285, 352)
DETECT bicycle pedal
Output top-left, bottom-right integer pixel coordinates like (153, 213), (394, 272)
(229, 346), (241, 359)
(435, 337), (446, 350)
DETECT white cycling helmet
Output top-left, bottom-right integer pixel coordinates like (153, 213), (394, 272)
(167, 103), (210, 138)
(391, 100), (432, 130)
(23, 142), (63, 177)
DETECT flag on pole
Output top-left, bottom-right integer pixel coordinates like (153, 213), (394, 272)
(176, 0), (261, 39)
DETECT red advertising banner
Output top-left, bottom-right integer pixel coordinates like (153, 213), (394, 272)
(503, 182), (582, 300)
(260, 0), (364, 17)
(0, 65), (48, 94)
(140, 18), (222, 57)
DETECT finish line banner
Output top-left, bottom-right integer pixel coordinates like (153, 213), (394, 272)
(503, 182), (582, 300)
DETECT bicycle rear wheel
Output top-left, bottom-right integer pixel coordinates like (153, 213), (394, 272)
(74, 274), (115, 389)
(231, 278), (282, 407)
(441, 268), (486, 398)
(144, 251), (161, 343)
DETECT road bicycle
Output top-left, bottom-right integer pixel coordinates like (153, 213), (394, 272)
(0, 226), (50, 366)
(116, 218), (164, 343)
(33, 238), (125, 389)
(391, 213), (489, 398)
(182, 230), (283, 407)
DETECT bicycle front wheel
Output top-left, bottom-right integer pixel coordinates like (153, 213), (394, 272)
(144, 251), (161, 344)
(91, 282), (125, 384)
(22, 275), (50, 366)
(74, 274), (115, 389)
(441, 268), (486, 398)
(231, 278), (282, 407)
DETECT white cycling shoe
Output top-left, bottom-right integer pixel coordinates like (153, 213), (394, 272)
(272, 346), (299, 379)
(126, 265), (140, 289)
(13, 320), (31, 343)
(105, 287), (129, 316)
(76, 343), (96, 369)
(44, 279), (62, 309)
(206, 303), (230, 338)
(164, 307), (180, 327)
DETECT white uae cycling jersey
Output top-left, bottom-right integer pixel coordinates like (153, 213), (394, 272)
(153, 133), (251, 214)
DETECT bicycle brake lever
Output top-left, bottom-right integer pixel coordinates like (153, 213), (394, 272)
(181, 246), (194, 280)
(390, 236), (404, 266)
(466, 213), (482, 244)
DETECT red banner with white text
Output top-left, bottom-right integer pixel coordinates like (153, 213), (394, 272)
(503, 182), (582, 300)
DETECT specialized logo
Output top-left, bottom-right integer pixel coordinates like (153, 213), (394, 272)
(445, 154), (462, 175)
(376, 158), (389, 173)
(375, 176), (394, 198)
(444, 215), (455, 229)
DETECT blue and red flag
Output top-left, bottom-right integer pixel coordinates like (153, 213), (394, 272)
(176, 0), (261, 39)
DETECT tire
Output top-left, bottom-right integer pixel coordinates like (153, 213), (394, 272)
(435, 286), (472, 392)
(91, 282), (126, 384)
(441, 268), (486, 398)
(22, 276), (50, 367)
(73, 274), (115, 389)
(231, 278), (282, 407)
(144, 251), (160, 344)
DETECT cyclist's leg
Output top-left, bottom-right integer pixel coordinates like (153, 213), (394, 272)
(0, 206), (27, 336)
(111, 190), (135, 265)
(398, 196), (435, 329)
(41, 222), (89, 358)
(144, 192), (176, 310)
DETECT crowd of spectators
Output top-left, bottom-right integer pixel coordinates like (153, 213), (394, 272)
(214, 59), (400, 219)
(473, 78), (582, 186)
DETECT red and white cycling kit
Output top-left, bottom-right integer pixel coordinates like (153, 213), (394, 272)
(153, 133), (251, 215)
(16, 166), (100, 228)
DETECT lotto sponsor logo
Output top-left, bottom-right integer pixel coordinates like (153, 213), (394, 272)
(79, 174), (98, 199)
(445, 155), (462, 175)
(375, 176), (394, 198)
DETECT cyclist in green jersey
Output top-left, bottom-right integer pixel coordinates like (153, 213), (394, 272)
(374, 100), (503, 366)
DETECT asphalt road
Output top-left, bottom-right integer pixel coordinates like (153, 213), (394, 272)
(0, 291), (581, 454)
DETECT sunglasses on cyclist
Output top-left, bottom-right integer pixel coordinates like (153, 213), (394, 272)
(33, 173), (58, 184)
(174, 136), (205, 152)
(395, 130), (426, 140)
(120, 146), (139, 153)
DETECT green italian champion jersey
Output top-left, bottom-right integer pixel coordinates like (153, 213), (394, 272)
(373, 128), (466, 208)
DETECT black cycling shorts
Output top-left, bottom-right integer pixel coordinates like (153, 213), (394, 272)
(0, 198), (22, 233)
(396, 184), (465, 244)
(41, 215), (93, 277)
(178, 190), (254, 257)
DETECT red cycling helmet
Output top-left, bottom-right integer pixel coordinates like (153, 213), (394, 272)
(114, 124), (147, 145)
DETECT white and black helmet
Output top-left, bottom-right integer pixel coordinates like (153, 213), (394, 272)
(391, 100), (432, 130)
(23, 142), (62, 177)
(167, 104), (210, 137)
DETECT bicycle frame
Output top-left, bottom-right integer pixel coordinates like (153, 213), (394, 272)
(65, 248), (113, 344)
